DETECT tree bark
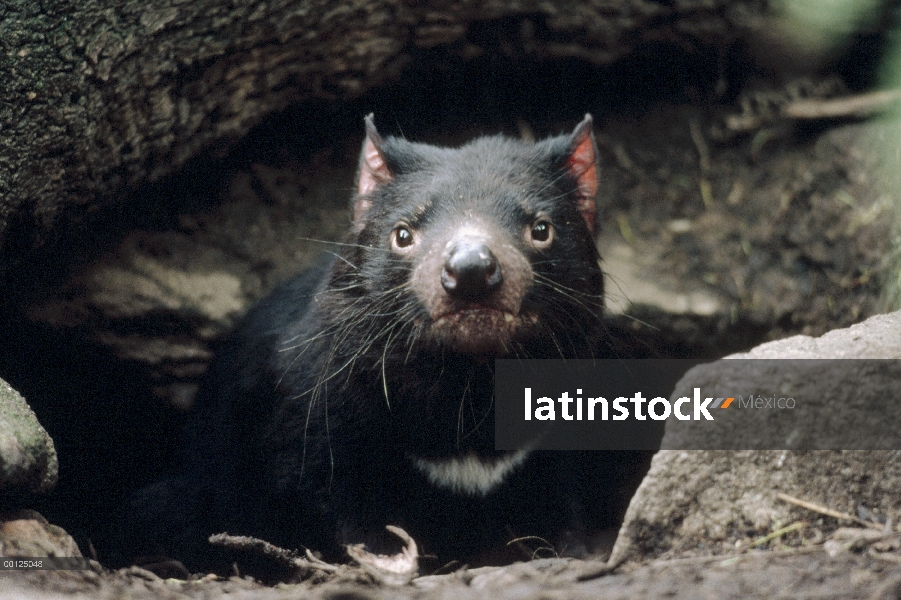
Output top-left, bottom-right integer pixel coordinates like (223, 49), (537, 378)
(0, 0), (767, 280)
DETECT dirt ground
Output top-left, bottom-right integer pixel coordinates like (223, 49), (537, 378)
(5, 545), (901, 598)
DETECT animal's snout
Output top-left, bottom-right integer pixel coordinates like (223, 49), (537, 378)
(441, 239), (503, 301)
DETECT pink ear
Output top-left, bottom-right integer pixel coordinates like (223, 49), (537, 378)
(353, 114), (391, 227)
(567, 114), (599, 233)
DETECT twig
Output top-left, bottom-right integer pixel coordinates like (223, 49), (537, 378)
(689, 119), (711, 173)
(777, 493), (883, 530)
(748, 520), (807, 548)
(869, 547), (901, 563)
(304, 548), (340, 571)
(506, 535), (557, 560)
(727, 89), (901, 132)
(208, 533), (339, 573)
(783, 89), (901, 120)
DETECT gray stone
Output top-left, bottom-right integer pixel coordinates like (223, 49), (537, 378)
(730, 311), (901, 360)
(0, 379), (58, 494)
(611, 310), (901, 563)
(0, 510), (81, 558)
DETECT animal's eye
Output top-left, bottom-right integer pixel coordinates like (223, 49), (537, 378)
(529, 219), (554, 248)
(391, 225), (415, 251)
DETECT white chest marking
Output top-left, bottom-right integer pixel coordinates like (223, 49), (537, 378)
(410, 448), (532, 496)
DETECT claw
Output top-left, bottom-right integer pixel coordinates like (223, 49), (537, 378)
(346, 525), (419, 586)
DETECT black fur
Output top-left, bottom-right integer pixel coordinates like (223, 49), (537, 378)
(133, 117), (649, 573)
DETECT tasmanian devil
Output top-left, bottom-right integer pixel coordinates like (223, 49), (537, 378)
(135, 114), (650, 573)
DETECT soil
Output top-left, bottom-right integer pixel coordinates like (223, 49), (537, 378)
(5, 546), (901, 598)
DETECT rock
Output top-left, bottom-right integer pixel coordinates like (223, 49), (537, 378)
(729, 311), (901, 360)
(0, 379), (57, 494)
(611, 310), (901, 563)
(602, 241), (725, 318)
(25, 164), (351, 410)
(0, 510), (81, 558)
